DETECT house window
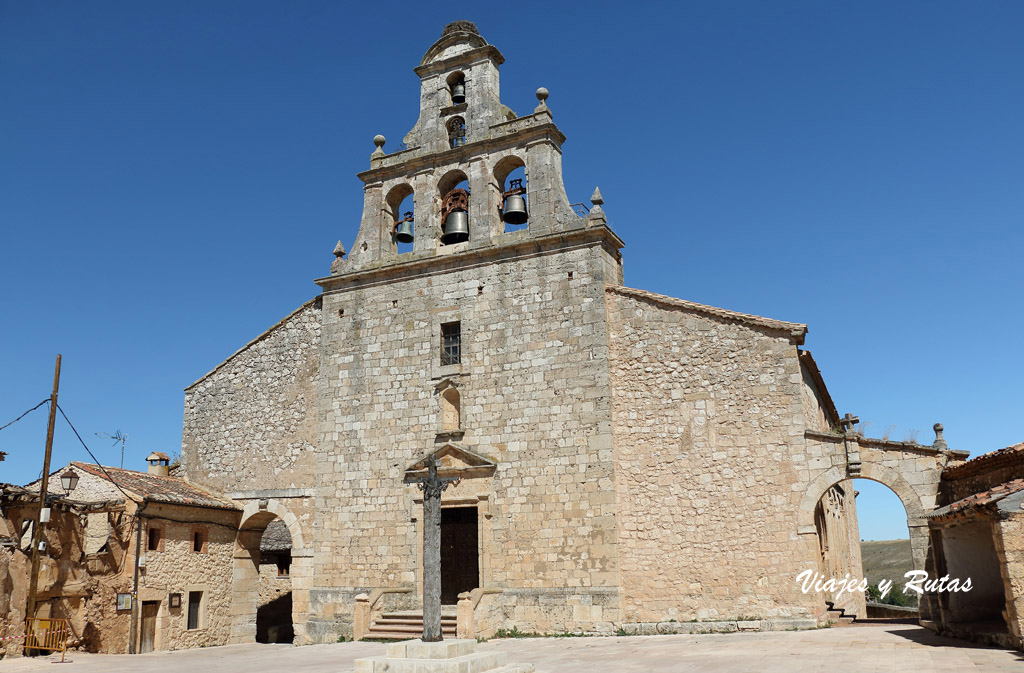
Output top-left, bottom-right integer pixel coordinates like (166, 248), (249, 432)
(147, 527), (161, 551)
(441, 322), (461, 366)
(277, 554), (291, 577)
(187, 591), (202, 630)
(192, 529), (206, 553)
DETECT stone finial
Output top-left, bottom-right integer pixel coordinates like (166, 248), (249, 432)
(534, 87), (549, 113)
(331, 241), (346, 274)
(372, 134), (386, 157)
(587, 186), (606, 226)
(839, 413), (860, 435)
(933, 423), (947, 450)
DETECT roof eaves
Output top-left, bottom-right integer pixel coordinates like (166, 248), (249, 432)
(798, 350), (840, 427)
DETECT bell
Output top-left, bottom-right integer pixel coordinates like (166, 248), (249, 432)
(441, 210), (469, 244)
(502, 194), (528, 225)
(395, 219), (414, 243)
(452, 82), (466, 105)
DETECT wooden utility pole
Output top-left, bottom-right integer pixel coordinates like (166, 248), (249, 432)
(25, 354), (62, 628)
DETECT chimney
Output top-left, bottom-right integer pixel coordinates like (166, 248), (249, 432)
(146, 452), (170, 476)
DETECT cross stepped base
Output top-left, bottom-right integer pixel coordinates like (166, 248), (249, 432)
(353, 638), (534, 673)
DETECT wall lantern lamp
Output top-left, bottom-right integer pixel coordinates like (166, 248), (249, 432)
(60, 468), (79, 495)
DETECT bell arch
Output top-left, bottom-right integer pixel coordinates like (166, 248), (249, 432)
(446, 116), (466, 148)
(438, 169), (469, 197)
(446, 71), (466, 106)
(385, 183), (415, 253)
(492, 154), (526, 187)
(229, 500), (311, 645)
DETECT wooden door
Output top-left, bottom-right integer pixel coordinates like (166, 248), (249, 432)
(440, 507), (478, 604)
(140, 601), (159, 653)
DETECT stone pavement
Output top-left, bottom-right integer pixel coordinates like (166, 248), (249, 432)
(2, 625), (1022, 673)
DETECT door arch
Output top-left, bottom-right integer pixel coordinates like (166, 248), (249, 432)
(229, 501), (311, 644)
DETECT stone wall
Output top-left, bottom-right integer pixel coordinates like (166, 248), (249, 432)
(309, 238), (623, 639)
(136, 502), (240, 651)
(257, 556), (292, 642)
(606, 288), (821, 622)
(181, 297), (321, 494)
(994, 515), (1024, 648)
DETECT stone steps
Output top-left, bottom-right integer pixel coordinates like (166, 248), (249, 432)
(364, 612), (457, 640)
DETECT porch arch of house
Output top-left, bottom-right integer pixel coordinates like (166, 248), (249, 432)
(229, 499), (312, 646)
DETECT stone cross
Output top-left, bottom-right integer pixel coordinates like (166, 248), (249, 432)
(839, 413), (859, 434)
(410, 455), (460, 641)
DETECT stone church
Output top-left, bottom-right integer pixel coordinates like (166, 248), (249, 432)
(180, 21), (967, 644)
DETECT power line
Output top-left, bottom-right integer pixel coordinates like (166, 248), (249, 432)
(54, 403), (135, 504)
(0, 399), (50, 432)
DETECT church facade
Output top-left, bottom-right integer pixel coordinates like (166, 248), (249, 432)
(180, 22), (962, 644)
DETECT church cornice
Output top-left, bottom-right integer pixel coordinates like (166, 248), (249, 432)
(315, 224), (624, 294)
(415, 44), (505, 76)
(358, 112), (565, 184)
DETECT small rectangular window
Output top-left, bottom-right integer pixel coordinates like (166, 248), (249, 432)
(192, 530), (205, 553)
(147, 527), (161, 551)
(441, 321), (461, 366)
(187, 591), (202, 630)
(277, 554), (291, 577)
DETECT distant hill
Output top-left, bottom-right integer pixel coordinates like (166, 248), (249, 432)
(861, 539), (918, 607)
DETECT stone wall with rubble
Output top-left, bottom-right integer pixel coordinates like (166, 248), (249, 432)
(136, 502), (240, 651)
(181, 297), (322, 494)
(307, 237), (624, 640)
(0, 499), (134, 656)
(606, 290), (822, 622)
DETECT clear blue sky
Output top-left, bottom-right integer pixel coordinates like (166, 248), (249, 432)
(2, 2), (1022, 542)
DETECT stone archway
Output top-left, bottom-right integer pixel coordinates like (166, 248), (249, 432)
(229, 501), (312, 645)
(798, 429), (963, 623)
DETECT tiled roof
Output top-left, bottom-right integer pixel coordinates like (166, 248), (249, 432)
(943, 442), (1024, 480)
(260, 519), (293, 552)
(69, 462), (238, 510)
(606, 285), (807, 342)
(928, 479), (1024, 519)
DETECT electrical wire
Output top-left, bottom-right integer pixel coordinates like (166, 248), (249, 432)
(0, 398), (50, 432)
(54, 403), (136, 504)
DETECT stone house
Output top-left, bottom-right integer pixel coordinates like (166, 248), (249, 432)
(179, 21), (968, 644)
(926, 442), (1024, 648)
(2, 456), (241, 655)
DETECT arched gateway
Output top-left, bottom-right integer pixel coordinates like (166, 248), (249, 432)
(798, 423), (967, 621)
(230, 500), (312, 644)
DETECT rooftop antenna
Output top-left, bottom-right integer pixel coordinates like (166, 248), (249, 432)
(95, 430), (128, 469)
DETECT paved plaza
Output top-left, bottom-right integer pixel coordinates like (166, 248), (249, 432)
(2, 624), (1022, 673)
